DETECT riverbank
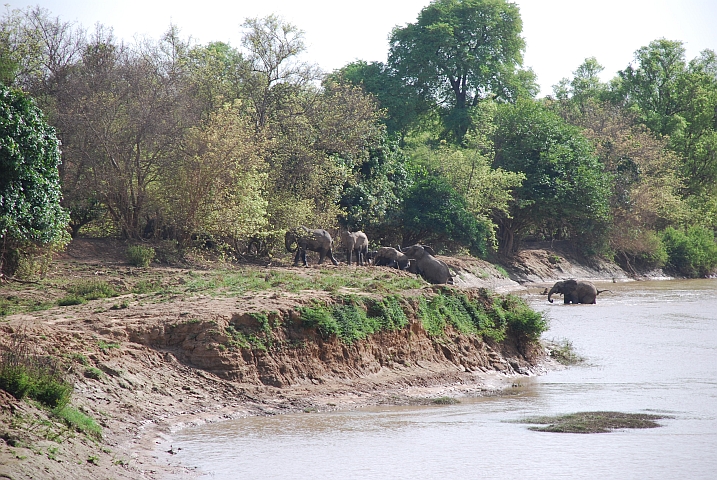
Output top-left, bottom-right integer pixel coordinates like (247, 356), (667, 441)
(0, 238), (643, 479)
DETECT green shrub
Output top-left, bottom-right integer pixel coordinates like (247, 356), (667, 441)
(67, 280), (118, 300)
(300, 298), (404, 344)
(502, 295), (548, 340)
(126, 245), (155, 267)
(0, 339), (73, 409)
(57, 295), (86, 306)
(54, 405), (101, 439)
(299, 305), (340, 338)
(662, 226), (717, 277)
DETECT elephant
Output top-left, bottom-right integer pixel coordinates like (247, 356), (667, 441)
(372, 246), (410, 270)
(547, 279), (607, 304)
(284, 226), (339, 267)
(341, 230), (369, 266)
(401, 244), (453, 285)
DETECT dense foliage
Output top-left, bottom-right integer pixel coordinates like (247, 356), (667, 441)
(1, 1), (716, 274)
(0, 84), (68, 275)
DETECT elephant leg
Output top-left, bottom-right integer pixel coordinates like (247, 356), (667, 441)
(300, 249), (308, 266)
(318, 250), (326, 264)
(348, 250), (353, 266)
(293, 249), (302, 266)
(329, 249), (338, 265)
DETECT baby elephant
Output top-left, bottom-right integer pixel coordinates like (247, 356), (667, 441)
(548, 279), (607, 304)
(401, 244), (453, 284)
(372, 247), (410, 270)
(341, 230), (369, 266)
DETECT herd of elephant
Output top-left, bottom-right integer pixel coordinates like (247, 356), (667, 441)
(284, 226), (453, 285)
(284, 226), (609, 302)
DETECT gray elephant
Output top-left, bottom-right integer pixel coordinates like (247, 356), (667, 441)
(285, 226), (339, 267)
(372, 246), (410, 270)
(401, 244), (453, 284)
(548, 279), (606, 304)
(341, 230), (369, 266)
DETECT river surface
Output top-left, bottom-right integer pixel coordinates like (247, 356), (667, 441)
(170, 280), (717, 479)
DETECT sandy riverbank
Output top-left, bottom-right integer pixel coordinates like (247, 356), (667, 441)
(0, 238), (645, 479)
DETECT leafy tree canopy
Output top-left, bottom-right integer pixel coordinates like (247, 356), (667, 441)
(0, 85), (68, 273)
(388, 0), (536, 141)
(493, 99), (611, 254)
(401, 174), (489, 256)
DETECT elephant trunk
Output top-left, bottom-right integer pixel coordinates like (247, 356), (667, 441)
(285, 231), (298, 253)
(548, 287), (557, 303)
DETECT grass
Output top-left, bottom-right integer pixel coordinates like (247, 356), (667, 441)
(181, 267), (425, 297)
(298, 296), (409, 344)
(97, 340), (120, 353)
(519, 411), (672, 433)
(546, 339), (585, 365)
(0, 335), (73, 409)
(416, 289), (547, 342)
(126, 245), (155, 267)
(58, 279), (119, 306)
(54, 405), (102, 439)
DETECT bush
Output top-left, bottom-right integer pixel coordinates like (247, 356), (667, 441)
(58, 280), (119, 306)
(54, 405), (102, 439)
(0, 337), (72, 409)
(0, 85), (69, 276)
(126, 245), (155, 267)
(417, 290), (546, 342)
(300, 297), (409, 344)
(662, 226), (717, 277)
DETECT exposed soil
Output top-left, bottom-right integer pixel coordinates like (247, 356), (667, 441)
(0, 238), (644, 479)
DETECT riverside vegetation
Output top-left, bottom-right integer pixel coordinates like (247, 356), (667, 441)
(0, 240), (549, 479)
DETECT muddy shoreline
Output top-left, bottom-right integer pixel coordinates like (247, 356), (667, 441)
(0, 239), (655, 479)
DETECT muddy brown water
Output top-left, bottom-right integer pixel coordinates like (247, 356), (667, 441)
(168, 280), (717, 479)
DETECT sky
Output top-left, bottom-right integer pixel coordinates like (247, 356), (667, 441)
(6, 0), (717, 96)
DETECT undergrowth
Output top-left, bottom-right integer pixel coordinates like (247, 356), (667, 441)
(298, 290), (546, 344)
(0, 335), (72, 409)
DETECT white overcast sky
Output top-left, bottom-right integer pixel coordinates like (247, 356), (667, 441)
(6, 0), (717, 96)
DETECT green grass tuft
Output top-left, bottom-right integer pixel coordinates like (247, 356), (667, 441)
(54, 405), (102, 439)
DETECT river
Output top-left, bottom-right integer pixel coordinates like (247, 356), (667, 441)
(170, 280), (717, 479)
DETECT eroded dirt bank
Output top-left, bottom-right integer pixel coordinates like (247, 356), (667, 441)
(0, 239), (641, 480)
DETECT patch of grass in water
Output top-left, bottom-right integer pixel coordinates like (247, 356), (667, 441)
(520, 411), (672, 433)
(546, 338), (585, 365)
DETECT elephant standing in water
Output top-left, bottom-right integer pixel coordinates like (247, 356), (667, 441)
(548, 279), (606, 304)
(341, 230), (369, 266)
(285, 226), (339, 267)
(401, 244), (453, 285)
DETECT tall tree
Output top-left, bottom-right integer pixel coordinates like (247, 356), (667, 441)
(388, 0), (536, 141)
(0, 85), (68, 275)
(493, 99), (611, 255)
(240, 15), (320, 131)
(616, 39), (717, 196)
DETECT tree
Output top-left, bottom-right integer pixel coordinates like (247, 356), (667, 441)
(388, 0), (536, 141)
(406, 100), (524, 249)
(339, 134), (412, 246)
(401, 175), (489, 256)
(616, 39), (687, 137)
(160, 102), (268, 247)
(57, 27), (202, 238)
(331, 60), (430, 139)
(555, 100), (685, 271)
(615, 39), (717, 197)
(553, 57), (608, 104)
(493, 99), (611, 255)
(0, 85), (68, 275)
(239, 15), (320, 131)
